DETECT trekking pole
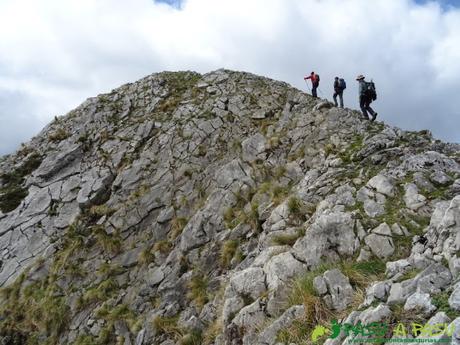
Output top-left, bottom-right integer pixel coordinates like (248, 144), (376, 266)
(318, 87), (324, 96)
(304, 79), (311, 92)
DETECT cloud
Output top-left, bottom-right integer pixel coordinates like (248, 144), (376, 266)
(0, 0), (459, 155)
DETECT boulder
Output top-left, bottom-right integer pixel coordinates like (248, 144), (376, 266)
(257, 305), (305, 345)
(322, 269), (354, 311)
(225, 267), (267, 301)
(364, 224), (394, 259)
(241, 133), (267, 162)
(367, 174), (395, 197)
(293, 210), (356, 268)
(449, 282), (460, 311)
(404, 292), (436, 315)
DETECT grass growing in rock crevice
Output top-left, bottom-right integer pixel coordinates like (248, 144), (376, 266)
(0, 152), (43, 213)
(432, 291), (457, 319)
(223, 188), (261, 233)
(187, 272), (209, 310)
(0, 209), (131, 344)
(278, 259), (386, 344)
(155, 72), (201, 114)
(220, 239), (241, 269)
(338, 135), (364, 164)
(0, 273), (70, 345)
(272, 227), (305, 246)
(152, 316), (182, 340)
(169, 217), (189, 241)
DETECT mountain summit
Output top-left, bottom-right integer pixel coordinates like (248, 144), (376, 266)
(0, 69), (459, 344)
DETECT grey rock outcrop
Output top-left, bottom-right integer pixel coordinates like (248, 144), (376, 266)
(0, 69), (459, 345)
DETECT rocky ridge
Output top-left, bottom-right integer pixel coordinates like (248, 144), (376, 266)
(0, 69), (459, 345)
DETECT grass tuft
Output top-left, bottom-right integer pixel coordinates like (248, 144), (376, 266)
(272, 228), (305, 246)
(220, 240), (239, 269)
(154, 240), (172, 254)
(187, 273), (209, 309)
(170, 217), (188, 240)
(152, 316), (182, 339)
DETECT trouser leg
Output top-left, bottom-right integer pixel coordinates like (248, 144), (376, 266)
(312, 86), (317, 97)
(366, 102), (377, 121)
(360, 98), (369, 119)
(366, 104), (375, 115)
(339, 93), (343, 108)
(333, 93), (338, 106)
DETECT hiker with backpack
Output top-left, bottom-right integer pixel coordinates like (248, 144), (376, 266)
(356, 75), (377, 121)
(333, 77), (346, 108)
(304, 72), (320, 98)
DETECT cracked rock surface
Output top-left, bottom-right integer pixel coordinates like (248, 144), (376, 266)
(0, 69), (459, 345)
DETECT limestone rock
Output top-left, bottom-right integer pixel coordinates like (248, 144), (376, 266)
(293, 210), (357, 268)
(367, 174), (395, 197)
(364, 223), (395, 259)
(322, 269), (354, 311)
(225, 267), (267, 301)
(404, 292), (436, 315)
(241, 133), (267, 162)
(449, 282), (460, 311)
(404, 183), (427, 211)
(257, 305), (305, 345)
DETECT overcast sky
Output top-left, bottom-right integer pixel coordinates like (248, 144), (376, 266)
(1, 0), (459, 155)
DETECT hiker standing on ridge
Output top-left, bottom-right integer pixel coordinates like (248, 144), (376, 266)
(356, 75), (377, 121)
(304, 72), (320, 98)
(333, 77), (346, 108)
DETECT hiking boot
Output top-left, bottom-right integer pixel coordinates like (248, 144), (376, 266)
(371, 113), (377, 122)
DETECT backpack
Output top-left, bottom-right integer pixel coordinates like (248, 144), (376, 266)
(312, 74), (320, 86)
(363, 81), (377, 101)
(339, 78), (346, 90)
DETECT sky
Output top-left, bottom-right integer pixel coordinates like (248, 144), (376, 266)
(0, 0), (459, 155)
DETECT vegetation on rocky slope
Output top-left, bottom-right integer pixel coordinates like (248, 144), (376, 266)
(0, 69), (459, 345)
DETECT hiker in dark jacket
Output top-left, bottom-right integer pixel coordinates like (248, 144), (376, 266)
(333, 77), (344, 108)
(356, 75), (377, 121)
(304, 72), (320, 98)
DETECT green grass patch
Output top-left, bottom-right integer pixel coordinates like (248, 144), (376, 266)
(92, 225), (122, 255)
(89, 204), (116, 218)
(272, 228), (305, 246)
(187, 273), (209, 309)
(432, 292), (457, 319)
(220, 240), (240, 269)
(338, 135), (363, 164)
(154, 240), (172, 255)
(152, 316), (182, 340)
(77, 278), (119, 309)
(0, 152), (42, 213)
(0, 275), (70, 345)
(169, 217), (188, 240)
(280, 259), (386, 344)
(138, 245), (155, 266)
(223, 189), (261, 233)
(179, 329), (203, 345)
(272, 184), (291, 205)
(277, 319), (311, 344)
(48, 127), (70, 142)
(396, 267), (422, 282)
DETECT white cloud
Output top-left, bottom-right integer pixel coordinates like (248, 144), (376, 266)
(0, 0), (459, 155)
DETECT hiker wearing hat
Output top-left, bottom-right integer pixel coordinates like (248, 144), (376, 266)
(333, 77), (346, 108)
(304, 72), (320, 98)
(356, 75), (377, 121)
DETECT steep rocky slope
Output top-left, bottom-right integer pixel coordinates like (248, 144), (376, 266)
(0, 69), (459, 345)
